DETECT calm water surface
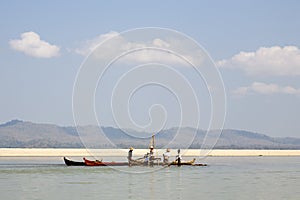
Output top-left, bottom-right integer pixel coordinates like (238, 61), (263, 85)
(0, 156), (299, 200)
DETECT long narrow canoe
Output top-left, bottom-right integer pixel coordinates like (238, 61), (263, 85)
(168, 158), (207, 166)
(63, 157), (86, 166)
(64, 157), (206, 167)
(169, 158), (196, 165)
(83, 158), (128, 166)
(131, 158), (202, 166)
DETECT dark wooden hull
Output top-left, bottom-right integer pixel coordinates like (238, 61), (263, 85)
(169, 158), (196, 166)
(64, 157), (207, 167)
(192, 163), (207, 166)
(83, 158), (128, 166)
(63, 157), (86, 166)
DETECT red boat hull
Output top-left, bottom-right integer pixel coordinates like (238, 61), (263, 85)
(83, 158), (128, 166)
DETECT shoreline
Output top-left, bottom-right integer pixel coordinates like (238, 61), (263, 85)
(1, 148), (300, 157)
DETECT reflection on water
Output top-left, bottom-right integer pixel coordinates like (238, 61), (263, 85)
(0, 157), (299, 200)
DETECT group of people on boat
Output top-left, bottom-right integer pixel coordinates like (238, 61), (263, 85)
(64, 134), (204, 167)
(127, 146), (182, 166)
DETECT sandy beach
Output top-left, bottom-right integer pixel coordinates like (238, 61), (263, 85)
(1, 148), (300, 157)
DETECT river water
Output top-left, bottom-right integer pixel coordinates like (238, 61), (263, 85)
(0, 156), (299, 200)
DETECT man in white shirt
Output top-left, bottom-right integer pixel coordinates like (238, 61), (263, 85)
(163, 148), (171, 165)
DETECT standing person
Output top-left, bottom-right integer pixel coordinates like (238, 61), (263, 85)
(163, 148), (171, 165)
(128, 147), (134, 166)
(175, 149), (182, 167)
(149, 145), (154, 166)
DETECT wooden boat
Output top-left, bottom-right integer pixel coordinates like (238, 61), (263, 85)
(169, 158), (196, 166)
(64, 157), (206, 167)
(192, 163), (207, 166)
(63, 157), (86, 166)
(129, 157), (162, 166)
(83, 158), (128, 166)
(130, 158), (203, 167)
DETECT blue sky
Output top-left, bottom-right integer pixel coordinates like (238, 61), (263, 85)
(1, 1), (300, 137)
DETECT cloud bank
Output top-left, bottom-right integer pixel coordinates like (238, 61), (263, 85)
(9, 32), (60, 58)
(232, 82), (300, 96)
(218, 46), (300, 76)
(74, 31), (202, 66)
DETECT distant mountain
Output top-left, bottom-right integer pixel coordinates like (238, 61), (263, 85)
(0, 119), (300, 149)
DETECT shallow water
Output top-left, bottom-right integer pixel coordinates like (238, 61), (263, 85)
(0, 156), (299, 200)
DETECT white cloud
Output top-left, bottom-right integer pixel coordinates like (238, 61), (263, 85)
(232, 82), (300, 96)
(218, 46), (300, 76)
(9, 32), (60, 58)
(73, 31), (203, 66)
(152, 38), (170, 48)
(74, 31), (119, 56)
